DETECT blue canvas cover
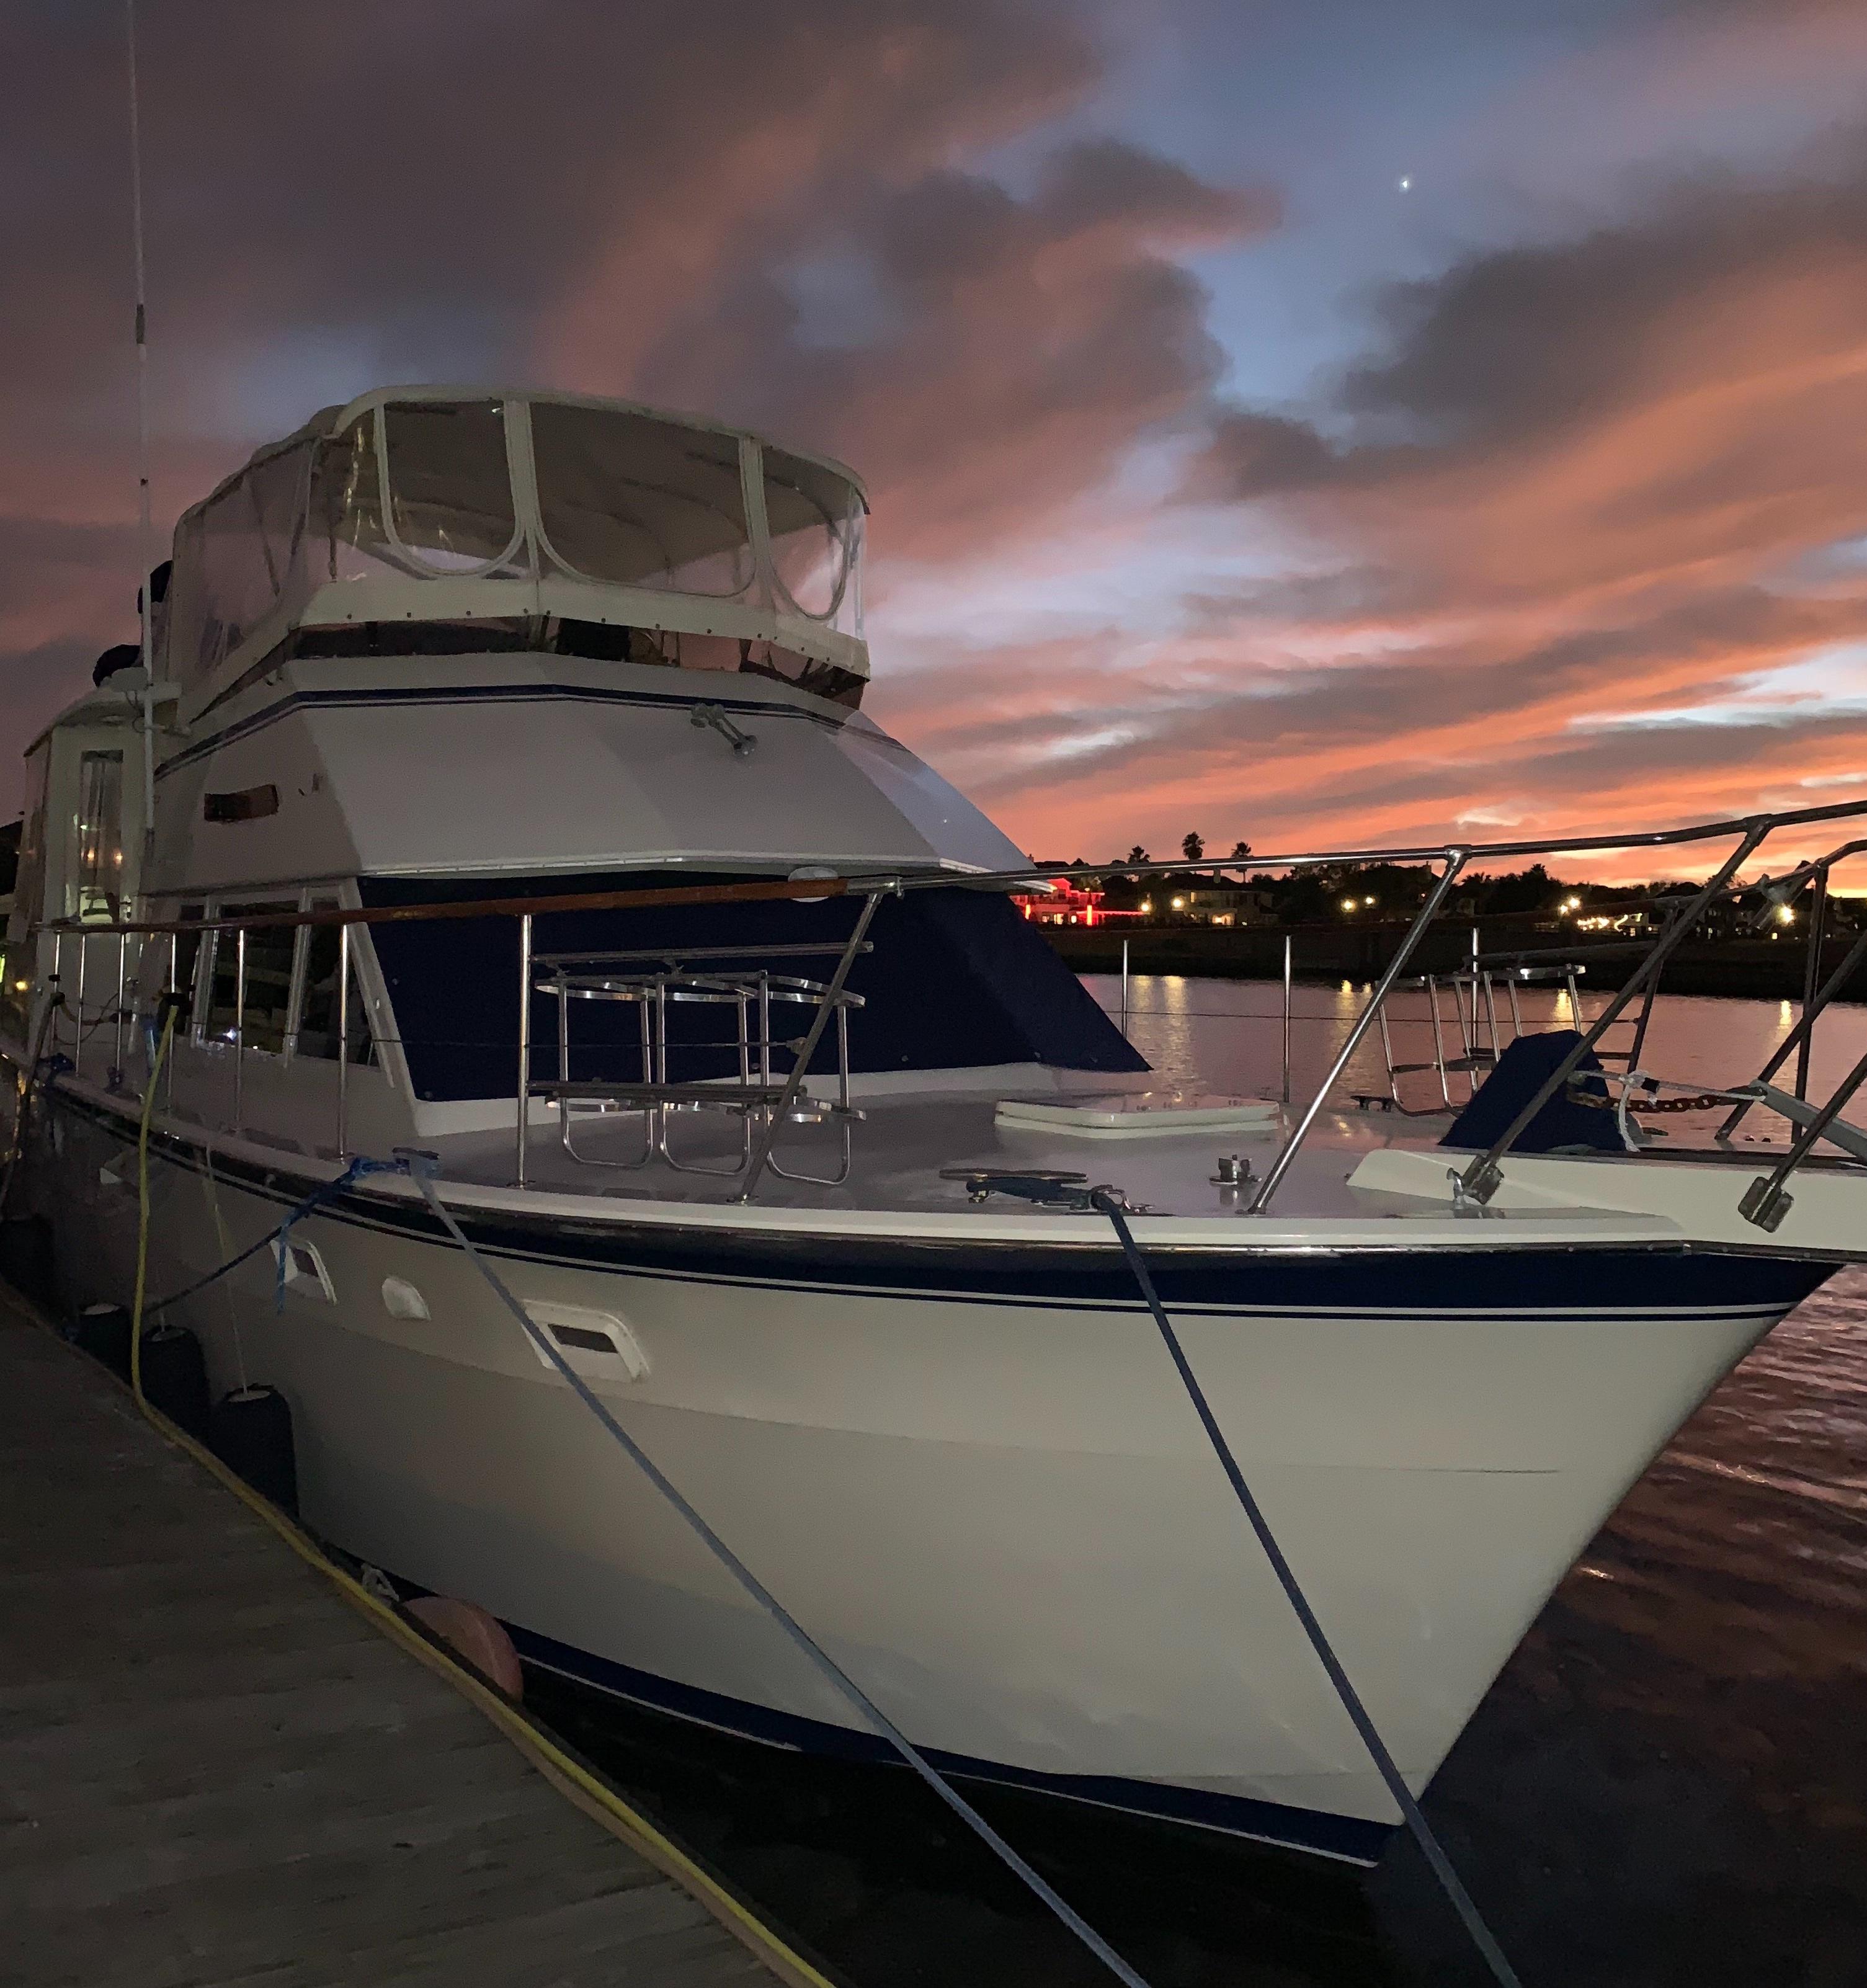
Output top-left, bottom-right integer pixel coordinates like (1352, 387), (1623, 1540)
(1440, 1029), (1621, 1154)
(361, 871), (1149, 1102)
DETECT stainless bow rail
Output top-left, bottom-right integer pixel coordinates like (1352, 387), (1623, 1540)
(18, 794), (1867, 1224)
(1372, 956), (1660, 1113)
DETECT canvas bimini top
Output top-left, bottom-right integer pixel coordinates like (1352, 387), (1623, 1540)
(158, 386), (872, 707)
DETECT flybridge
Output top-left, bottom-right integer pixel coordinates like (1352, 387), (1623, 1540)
(155, 386), (871, 707)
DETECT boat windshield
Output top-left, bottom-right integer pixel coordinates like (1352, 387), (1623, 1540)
(160, 394), (867, 690)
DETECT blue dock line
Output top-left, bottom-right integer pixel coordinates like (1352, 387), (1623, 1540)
(142, 1153), (420, 1318)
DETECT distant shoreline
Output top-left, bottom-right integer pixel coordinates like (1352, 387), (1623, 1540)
(1042, 923), (1867, 1004)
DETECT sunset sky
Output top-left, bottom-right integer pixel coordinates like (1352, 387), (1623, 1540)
(9, 0), (1867, 878)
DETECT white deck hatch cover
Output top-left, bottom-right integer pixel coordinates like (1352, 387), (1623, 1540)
(994, 1095), (1281, 1139)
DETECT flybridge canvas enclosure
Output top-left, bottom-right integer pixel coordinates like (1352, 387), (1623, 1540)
(161, 390), (868, 698)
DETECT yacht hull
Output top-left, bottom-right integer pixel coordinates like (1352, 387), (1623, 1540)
(37, 1089), (1830, 1861)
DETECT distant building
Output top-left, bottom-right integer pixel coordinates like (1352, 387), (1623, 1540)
(1180, 886), (1278, 927)
(1013, 878), (1131, 927)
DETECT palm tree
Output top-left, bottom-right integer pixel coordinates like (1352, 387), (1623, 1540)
(1182, 832), (1205, 862)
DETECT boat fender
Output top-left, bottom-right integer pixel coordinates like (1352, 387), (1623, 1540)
(208, 1385), (298, 1516)
(73, 1300), (132, 1378)
(406, 1596), (524, 1701)
(0, 1216), (56, 1304)
(138, 1325), (211, 1440)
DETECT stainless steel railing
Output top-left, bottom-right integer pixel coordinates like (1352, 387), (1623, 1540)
(24, 791), (1867, 1221)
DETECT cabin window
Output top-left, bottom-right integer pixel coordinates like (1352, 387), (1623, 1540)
(532, 403), (752, 597)
(381, 401), (521, 573)
(296, 910), (373, 1065)
(202, 903), (296, 1053)
(73, 751), (125, 924)
(763, 445), (862, 632)
(171, 904), (207, 1034)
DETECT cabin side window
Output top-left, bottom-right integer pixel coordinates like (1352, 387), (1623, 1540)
(296, 907), (373, 1066)
(73, 750), (125, 924)
(172, 905), (206, 1033)
(202, 901), (296, 1054)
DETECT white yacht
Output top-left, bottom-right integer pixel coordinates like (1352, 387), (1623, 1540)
(8, 385), (1866, 1865)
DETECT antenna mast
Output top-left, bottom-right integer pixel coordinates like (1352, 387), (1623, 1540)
(125, 0), (158, 870)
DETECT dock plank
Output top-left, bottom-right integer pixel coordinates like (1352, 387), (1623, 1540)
(0, 1291), (780, 1988)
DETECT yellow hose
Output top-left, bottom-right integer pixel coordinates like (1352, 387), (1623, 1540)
(121, 1009), (832, 1988)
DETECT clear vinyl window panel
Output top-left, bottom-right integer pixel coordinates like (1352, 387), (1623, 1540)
(381, 401), (522, 573)
(762, 445), (863, 631)
(532, 403), (752, 597)
(313, 404), (525, 587)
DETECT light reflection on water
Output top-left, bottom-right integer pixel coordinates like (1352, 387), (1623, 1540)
(1084, 973), (1867, 1136)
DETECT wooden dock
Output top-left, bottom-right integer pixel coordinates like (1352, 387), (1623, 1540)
(0, 1284), (803, 1988)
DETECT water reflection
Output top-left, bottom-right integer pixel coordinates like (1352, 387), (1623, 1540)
(1085, 974), (1867, 1136)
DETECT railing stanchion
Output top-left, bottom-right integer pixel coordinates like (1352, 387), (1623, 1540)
(1280, 934), (1291, 1105)
(74, 933), (87, 1079)
(114, 934), (128, 1078)
(1121, 937), (1130, 1041)
(1462, 822), (1768, 1202)
(515, 912), (533, 1190)
(1742, 1042), (1867, 1231)
(1427, 977), (1452, 1107)
(336, 923), (350, 1158)
(165, 931), (177, 1110)
(234, 926), (246, 1131)
(1248, 853), (1468, 1216)
(1722, 920), (1867, 1141)
(1796, 868), (1829, 1102)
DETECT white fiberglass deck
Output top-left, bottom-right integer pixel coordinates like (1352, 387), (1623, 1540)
(419, 1084), (1728, 1228)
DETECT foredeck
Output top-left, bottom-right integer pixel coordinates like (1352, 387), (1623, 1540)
(422, 1085), (1717, 1229)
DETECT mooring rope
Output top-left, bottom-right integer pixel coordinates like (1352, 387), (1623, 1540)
(1088, 1188), (1525, 1988)
(403, 1159), (1157, 1988)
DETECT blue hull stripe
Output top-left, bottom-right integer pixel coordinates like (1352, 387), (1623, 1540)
(504, 1619), (1397, 1865)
